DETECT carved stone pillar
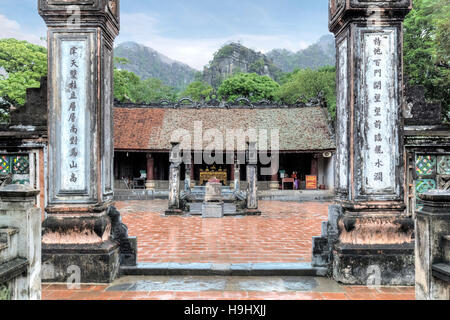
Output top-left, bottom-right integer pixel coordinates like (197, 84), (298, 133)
(329, 0), (414, 285)
(165, 142), (182, 215)
(145, 153), (155, 190)
(245, 142), (261, 215)
(234, 157), (241, 192)
(184, 153), (192, 192)
(39, 0), (122, 283)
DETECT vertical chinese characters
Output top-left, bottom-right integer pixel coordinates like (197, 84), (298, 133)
(364, 31), (394, 193)
(68, 46), (79, 185)
(60, 40), (86, 192)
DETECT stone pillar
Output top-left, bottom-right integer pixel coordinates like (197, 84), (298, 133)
(39, 0), (121, 283)
(190, 155), (195, 188)
(234, 157), (241, 192)
(415, 191), (450, 300)
(329, 0), (414, 285)
(245, 142), (261, 215)
(184, 153), (192, 192)
(165, 142), (182, 215)
(145, 153), (155, 190)
(0, 185), (41, 300)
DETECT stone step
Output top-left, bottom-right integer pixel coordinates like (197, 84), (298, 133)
(189, 202), (237, 215)
(432, 263), (450, 284)
(121, 262), (327, 277)
(0, 228), (19, 265)
(444, 235), (450, 263)
(0, 258), (28, 285)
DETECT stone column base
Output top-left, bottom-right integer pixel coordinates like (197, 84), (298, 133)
(145, 180), (156, 190)
(42, 241), (120, 284)
(243, 209), (262, 216)
(332, 243), (415, 286)
(269, 181), (279, 190)
(165, 209), (183, 216)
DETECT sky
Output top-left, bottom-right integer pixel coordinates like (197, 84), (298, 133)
(0, 0), (331, 70)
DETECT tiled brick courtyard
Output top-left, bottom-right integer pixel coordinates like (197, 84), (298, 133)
(116, 200), (330, 263)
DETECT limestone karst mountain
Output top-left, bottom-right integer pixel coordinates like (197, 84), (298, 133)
(267, 34), (336, 73)
(114, 41), (197, 91)
(202, 42), (283, 88)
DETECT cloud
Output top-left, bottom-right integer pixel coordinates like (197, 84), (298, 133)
(0, 14), (45, 46)
(117, 13), (312, 70)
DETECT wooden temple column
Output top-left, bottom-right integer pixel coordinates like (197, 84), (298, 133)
(38, 0), (133, 283)
(229, 159), (235, 187)
(328, 0), (414, 285)
(190, 160), (195, 188)
(311, 154), (318, 176)
(145, 153), (155, 190)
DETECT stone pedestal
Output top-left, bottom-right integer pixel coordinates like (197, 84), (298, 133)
(38, 0), (126, 283)
(202, 202), (225, 219)
(0, 185), (41, 300)
(415, 191), (450, 300)
(202, 181), (224, 218)
(328, 0), (414, 285)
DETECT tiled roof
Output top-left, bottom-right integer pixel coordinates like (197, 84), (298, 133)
(113, 106), (336, 152)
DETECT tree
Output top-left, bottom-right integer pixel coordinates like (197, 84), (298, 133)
(0, 39), (47, 106)
(404, 0), (450, 120)
(135, 78), (177, 103)
(217, 73), (280, 103)
(113, 69), (141, 103)
(180, 81), (213, 101)
(277, 67), (336, 119)
(113, 69), (176, 103)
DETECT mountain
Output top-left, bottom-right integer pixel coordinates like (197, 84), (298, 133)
(114, 42), (197, 91)
(203, 42), (283, 88)
(267, 35), (336, 72)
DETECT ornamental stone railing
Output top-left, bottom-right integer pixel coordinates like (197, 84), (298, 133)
(415, 190), (450, 300)
(0, 184), (41, 300)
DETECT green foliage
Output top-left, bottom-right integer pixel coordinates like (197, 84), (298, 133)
(0, 285), (11, 300)
(114, 57), (130, 67)
(180, 81), (213, 101)
(113, 69), (176, 103)
(404, 0), (450, 120)
(277, 67), (336, 119)
(218, 73), (280, 103)
(0, 38), (47, 106)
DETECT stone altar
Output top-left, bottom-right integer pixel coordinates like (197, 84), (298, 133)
(202, 181), (225, 218)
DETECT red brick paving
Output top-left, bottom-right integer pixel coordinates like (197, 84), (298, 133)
(116, 200), (330, 263)
(42, 284), (415, 301)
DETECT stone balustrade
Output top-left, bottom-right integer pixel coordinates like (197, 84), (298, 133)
(0, 184), (41, 300)
(415, 191), (450, 300)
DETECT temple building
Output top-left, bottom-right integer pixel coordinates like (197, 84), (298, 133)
(113, 102), (336, 191)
